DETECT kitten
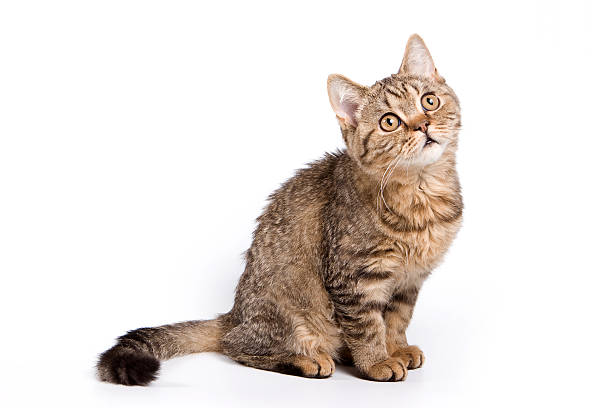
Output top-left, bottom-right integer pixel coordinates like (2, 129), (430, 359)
(97, 34), (462, 385)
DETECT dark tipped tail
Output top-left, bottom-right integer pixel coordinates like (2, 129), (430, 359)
(97, 317), (225, 386)
(97, 346), (160, 386)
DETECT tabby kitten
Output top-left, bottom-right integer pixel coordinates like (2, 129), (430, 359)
(97, 34), (462, 385)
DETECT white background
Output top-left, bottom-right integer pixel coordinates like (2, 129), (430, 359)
(1, 1), (611, 407)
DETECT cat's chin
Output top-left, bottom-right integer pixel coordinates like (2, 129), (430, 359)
(401, 141), (447, 168)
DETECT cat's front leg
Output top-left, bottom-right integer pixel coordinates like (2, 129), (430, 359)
(329, 269), (406, 382)
(384, 287), (425, 369)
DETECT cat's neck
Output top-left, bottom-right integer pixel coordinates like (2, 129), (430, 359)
(353, 149), (462, 228)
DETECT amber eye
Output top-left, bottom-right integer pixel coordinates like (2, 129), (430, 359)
(379, 113), (401, 132)
(421, 93), (440, 111)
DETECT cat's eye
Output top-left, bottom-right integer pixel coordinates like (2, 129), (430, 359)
(379, 113), (401, 132)
(421, 93), (440, 111)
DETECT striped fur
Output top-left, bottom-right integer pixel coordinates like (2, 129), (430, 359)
(97, 34), (462, 385)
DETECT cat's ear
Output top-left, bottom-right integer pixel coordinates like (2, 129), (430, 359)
(327, 74), (368, 128)
(399, 34), (442, 81)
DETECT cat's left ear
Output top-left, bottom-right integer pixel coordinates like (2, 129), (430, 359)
(327, 74), (368, 128)
(399, 34), (443, 81)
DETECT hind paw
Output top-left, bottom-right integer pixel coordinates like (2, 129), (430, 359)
(278, 353), (335, 378)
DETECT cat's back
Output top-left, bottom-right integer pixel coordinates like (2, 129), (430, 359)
(237, 152), (344, 294)
(256, 150), (341, 229)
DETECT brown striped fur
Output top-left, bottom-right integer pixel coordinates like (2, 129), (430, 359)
(97, 34), (462, 385)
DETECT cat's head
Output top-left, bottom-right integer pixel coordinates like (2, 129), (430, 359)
(327, 35), (460, 173)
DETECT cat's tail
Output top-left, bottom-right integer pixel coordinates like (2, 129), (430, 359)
(96, 317), (226, 386)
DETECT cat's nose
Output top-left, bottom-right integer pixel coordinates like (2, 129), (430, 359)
(414, 120), (429, 133)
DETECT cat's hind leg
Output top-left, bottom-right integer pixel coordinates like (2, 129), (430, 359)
(220, 305), (336, 378)
(225, 350), (335, 378)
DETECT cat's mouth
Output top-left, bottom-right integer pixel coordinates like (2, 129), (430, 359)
(424, 134), (438, 147)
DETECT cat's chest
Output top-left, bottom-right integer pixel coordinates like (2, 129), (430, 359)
(378, 218), (462, 281)
(375, 182), (463, 275)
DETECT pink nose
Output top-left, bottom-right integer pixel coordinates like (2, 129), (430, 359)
(414, 120), (429, 133)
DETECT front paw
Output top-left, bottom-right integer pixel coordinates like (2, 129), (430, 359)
(364, 357), (407, 381)
(392, 345), (424, 369)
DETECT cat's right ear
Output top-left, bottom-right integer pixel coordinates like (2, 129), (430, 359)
(399, 34), (442, 81)
(327, 74), (367, 128)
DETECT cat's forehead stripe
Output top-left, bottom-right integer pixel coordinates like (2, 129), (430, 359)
(384, 86), (404, 98)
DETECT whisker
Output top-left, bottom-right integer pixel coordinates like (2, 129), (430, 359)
(377, 157), (397, 214)
(378, 151), (403, 214)
(381, 156), (402, 213)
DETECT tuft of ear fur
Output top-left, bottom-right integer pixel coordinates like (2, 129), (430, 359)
(399, 34), (442, 81)
(327, 74), (368, 128)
